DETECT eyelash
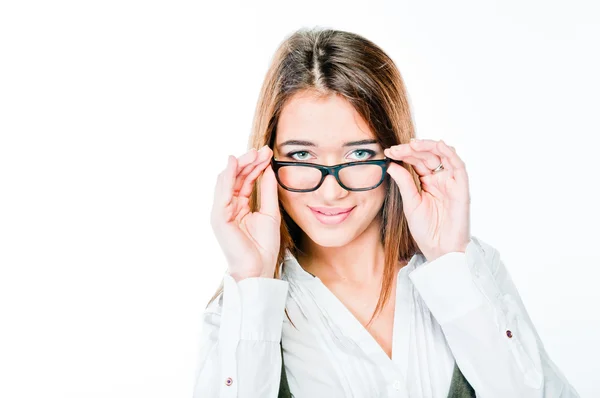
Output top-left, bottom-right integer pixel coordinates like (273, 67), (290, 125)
(286, 149), (376, 161)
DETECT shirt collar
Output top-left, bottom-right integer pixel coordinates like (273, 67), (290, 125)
(281, 247), (423, 281)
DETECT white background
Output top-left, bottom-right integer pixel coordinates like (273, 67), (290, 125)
(1, 0), (598, 397)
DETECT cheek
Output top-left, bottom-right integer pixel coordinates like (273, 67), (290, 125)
(277, 187), (302, 215)
(365, 182), (387, 205)
(277, 187), (289, 206)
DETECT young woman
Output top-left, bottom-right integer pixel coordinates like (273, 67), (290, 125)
(194, 28), (579, 397)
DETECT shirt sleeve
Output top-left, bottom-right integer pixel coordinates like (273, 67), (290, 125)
(408, 235), (581, 397)
(193, 273), (290, 398)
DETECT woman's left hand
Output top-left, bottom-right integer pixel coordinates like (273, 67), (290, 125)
(383, 138), (471, 262)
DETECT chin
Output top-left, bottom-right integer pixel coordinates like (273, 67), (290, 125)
(283, 201), (384, 249)
(304, 229), (357, 248)
(298, 209), (367, 248)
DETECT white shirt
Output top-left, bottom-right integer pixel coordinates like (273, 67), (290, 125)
(193, 236), (580, 397)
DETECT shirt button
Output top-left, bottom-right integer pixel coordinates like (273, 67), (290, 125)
(225, 377), (233, 386)
(393, 380), (401, 390)
(506, 330), (513, 338)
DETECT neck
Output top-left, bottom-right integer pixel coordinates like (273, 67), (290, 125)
(298, 216), (386, 286)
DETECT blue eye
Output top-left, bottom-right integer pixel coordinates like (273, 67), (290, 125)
(285, 149), (375, 162)
(288, 151), (311, 161)
(349, 149), (375, 160)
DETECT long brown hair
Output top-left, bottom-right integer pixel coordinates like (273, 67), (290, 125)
(207, 27), (421, 328)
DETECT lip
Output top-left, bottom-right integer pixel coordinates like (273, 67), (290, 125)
(309, 206), (355, 225)
(309, 206), (354, 215)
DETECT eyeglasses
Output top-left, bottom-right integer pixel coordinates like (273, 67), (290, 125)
(270, 157), (402, 192)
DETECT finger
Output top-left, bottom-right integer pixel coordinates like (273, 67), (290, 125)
(238, 148), (273, 198)
(220, 155), (237, 206)
(211, 155), (237, 226)
(391, 142), (441, 166)
(407, 147), (445, 172)
(386, 161), (421, 212)
(236, 147), (262, 180)
(259, 164), (280, 220)
(385, 161), (421, 214)
(409, 140), (462, 176)
(236, 148), (258, 172)
(436, 140), (467, 183)
(408, 139), (457, 176)
(385, 146), (442, 176)
(408, 139), (454, 162)
(233, 146), (269, 194)
(407, 139), (445, 157)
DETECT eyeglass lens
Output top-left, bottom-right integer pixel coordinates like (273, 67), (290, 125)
(277, 163), (383, 190)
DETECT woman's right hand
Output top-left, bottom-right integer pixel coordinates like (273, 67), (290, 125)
(210, 145), (281, 282)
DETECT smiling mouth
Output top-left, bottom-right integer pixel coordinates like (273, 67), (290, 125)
(316, 210), (348, 215)
(309, 207), (354, 216)
(308, 206), (356, 225)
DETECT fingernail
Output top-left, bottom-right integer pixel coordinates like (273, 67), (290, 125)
(259, 144), (269, 152)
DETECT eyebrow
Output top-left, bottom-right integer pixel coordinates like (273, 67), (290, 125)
(277, 139), (378, 150)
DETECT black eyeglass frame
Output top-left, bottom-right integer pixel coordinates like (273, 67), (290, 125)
(270, 157), (403, 193)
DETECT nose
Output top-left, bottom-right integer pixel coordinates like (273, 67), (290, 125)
(316, 173), (348, 201)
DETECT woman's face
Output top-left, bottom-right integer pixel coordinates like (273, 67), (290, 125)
(273, 91), (387, 248)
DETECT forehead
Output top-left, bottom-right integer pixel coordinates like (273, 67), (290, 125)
(275, 91), (376, 146)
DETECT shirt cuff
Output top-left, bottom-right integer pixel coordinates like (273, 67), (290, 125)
(223, 273), (289, 342)
(408, 242), (486, 325)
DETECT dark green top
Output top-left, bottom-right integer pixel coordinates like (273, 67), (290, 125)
(277, 341), (475, 397)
